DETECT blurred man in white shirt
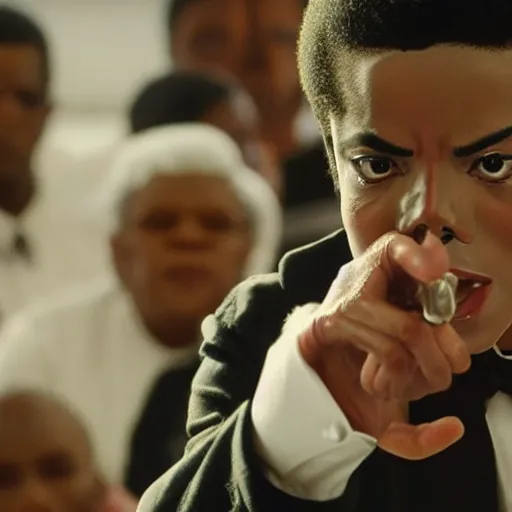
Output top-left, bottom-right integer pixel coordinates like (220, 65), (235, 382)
(0, 6), (106, 321)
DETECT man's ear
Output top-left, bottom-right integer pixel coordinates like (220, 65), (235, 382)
(325, 118), (340, 195)
(33, 101), (53, 142)
(39, 101), (54, 127)
(110, 233), (131, 287)
(41, 100), (53, 121)
(89, 473), (109, 512)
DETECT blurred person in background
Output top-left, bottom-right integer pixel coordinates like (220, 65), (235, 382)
(0, 6), (107, 322)
(0, 124), (281, 498)
(166, 0), (340, 254)
(167, 0), (307, 159)
(129, 70), (282, 197)
(0, 391), (137, 512)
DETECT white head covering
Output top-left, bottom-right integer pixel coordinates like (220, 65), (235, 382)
(101, 123), (282, 276)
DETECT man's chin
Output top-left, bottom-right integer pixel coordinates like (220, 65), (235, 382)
(452, 311), (510, 355)
(459, 330), (503, 355)
(165, 300), (218, 324)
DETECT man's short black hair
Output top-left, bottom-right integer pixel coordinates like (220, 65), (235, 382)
(129, 71), (234, 134)
(0, 6), (50, 89)
(299, 0), (512, 132)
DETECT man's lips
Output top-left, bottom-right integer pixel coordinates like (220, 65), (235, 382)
(450, 268), (493, 320)
(164, 265), (212, 284)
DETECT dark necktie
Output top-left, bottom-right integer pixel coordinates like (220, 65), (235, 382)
(12, 232), (32, 263)
(404, 348), (512, 512)
(355, 348), (512, 512)
(124, 361), (199, 498)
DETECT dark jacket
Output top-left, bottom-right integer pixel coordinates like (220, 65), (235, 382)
(283, 142), (335, 210)
(138, 230), (492, 511)
(279, 142), (340, 258)
(137, 231), (405, 511)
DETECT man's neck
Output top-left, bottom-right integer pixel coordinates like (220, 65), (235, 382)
(146, 317), (200, 350)
(498, 327), (512, 351)
(0, 173), (34, 217)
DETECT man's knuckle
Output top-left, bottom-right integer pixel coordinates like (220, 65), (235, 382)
(381, 344), (404, 365)
(432, 368), (452, 392)
(398, 317), (422, 344)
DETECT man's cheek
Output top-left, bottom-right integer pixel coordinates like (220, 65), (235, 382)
(478, 197), (512, 249)
(342, 194), (393, 252)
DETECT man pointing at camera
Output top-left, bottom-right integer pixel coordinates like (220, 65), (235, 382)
(139, 0), (512, 510)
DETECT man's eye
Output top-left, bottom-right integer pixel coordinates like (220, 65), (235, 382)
(471, 153), (512, 183)
(351, 156), (398, 183)
(15, 90), (44, 109)
(192, 29), (229, 56)
(142, 213), (177, 231)
(0, 466), (21, 489)
(200, 214), (240, 233)
(39, 454), (76, 481)
(267, 27), (298, 45)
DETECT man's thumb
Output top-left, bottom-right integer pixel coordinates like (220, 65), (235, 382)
(378, 416), (464, 460)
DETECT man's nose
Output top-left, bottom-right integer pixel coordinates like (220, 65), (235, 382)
(243, 34), (266, 72)
(20, 478), (56, 512)
(241, 6), (267, 72)
(397, 164), (474, 244)
(166, 220), (210, 249)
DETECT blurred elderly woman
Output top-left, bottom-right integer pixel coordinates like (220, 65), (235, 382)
(0, 124), (281, 498)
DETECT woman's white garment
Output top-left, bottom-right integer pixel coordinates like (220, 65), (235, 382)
(0, 278), (198, 484)
(0, 165), (109, 321)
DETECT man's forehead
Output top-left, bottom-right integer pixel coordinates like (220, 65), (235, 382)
(332, 44), (512, 133)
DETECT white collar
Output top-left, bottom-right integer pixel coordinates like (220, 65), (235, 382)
(494, 345), (512, 361)
(118, 284), (201, 370)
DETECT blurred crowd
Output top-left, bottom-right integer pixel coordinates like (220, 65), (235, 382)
(0, 1), (339, 510)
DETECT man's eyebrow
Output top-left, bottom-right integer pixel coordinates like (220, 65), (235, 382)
(339, 132), (414, 157)
(453, 126), (512, 158)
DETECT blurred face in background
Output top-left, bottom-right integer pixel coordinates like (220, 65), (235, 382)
(0, 45), (49, 183)
(170, 0), (304, 155)
(0, 395), (104, 512)
(112, 173), (253, 346)
(201, 92), (282, 196)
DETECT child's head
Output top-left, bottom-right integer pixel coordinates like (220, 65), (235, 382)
(128, 71), (266, 173)
(0, 392), (106, 512)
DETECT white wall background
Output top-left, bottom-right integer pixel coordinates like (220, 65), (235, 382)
(11, 0), (171, 156)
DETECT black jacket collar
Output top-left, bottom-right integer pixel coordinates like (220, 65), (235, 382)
(278, 230), (353, 307)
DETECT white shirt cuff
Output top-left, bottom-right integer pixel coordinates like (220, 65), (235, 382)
(251, 304), (377, 501)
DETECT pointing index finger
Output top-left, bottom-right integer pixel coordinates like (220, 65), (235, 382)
(384, 231), (450, 284)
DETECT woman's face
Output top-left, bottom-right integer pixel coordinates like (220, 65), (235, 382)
(112, 173), (253, 343)
(331, 45), (512, 354)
